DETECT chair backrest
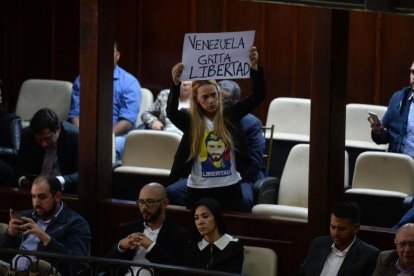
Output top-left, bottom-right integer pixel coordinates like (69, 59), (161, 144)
(121, 130), (181, 170)
(352, 151), (414, 194)
(136, 88), (154, 127)
(0, 223), (8, 235)
(262, 124), (275, 175)
(15, 79), (73, 127)
(265, 97), (311, 141)
(345, 103), (388, 149)
(242, 246), (278, 276)
(278, 144), (349, 206)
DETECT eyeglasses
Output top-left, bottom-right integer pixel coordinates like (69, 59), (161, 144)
(136, 198), (164, 207)
(394, 239), (414, 249)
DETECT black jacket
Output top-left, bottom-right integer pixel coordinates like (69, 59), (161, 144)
(298, 236), (380, 276)
(106, 218), (189, 275)
(0, 112), (22, 165)
(16, 120), (79, 193)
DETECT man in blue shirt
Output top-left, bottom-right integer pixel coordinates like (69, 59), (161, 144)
(369, 61), (414, 158)
(68, 41), (141, 162)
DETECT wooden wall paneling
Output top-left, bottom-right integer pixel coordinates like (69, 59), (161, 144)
(195, 0), (223, 32)
(52, 0), (79, 82)
(379, 13), (414, 105)
(226, 0), (267, 120)
(137, 0), (194, 94)
(115, 0), (139, 82)
(295, 7), (314, 100)
(347, 11), (378, 104)
(308, 7), (348, 237)
(16, 0), (53, 83)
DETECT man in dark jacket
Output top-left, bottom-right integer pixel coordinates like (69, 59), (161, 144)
(299, 201), (380, 276)
(0, 176), (91, 274)
(16, 108), (78, 194)
(106, 183), (188, 275)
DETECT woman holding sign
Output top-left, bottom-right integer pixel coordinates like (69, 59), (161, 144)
(166, 46), (265, 212)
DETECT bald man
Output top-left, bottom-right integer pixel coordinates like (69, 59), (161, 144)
(373, 223), (414, 275)
(106, 183), (188, 275)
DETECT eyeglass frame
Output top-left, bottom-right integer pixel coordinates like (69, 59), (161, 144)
(394, 239), (414, 249)
(136, 198), (164, 207)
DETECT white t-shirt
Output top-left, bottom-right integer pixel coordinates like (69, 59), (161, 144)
(187, 118), (241, 188)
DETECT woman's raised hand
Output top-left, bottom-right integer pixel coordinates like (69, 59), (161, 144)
(250, 46), (258, 71)
(172, 63), (184, 85)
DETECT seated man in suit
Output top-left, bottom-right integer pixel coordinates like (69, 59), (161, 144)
(373, 223), (414, 275)
(106, 182), (188, 275)
(299, 200), (380, 276)
(16, 108), (79, 194)
(166, 80), (266, 212)
(0, 176), (91, 275)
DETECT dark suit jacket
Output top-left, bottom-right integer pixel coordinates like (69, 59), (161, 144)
(298, 236), (380, 276)
(106, 218), (188, 270)
(373, 250), (399, 276)
(16, 120), (79, 193)
(0, 203), (91, 274)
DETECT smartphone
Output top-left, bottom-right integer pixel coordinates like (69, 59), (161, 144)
(10, 210), (23, 220)
(368, 111), (382, 126)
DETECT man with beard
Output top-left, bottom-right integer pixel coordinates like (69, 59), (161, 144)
(299, 201), (380, 276)
(369, 61), (414, 157)
(0, 176), (91, 274)
(106, 183), (188, 275)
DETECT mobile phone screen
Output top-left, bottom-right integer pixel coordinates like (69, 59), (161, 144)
(368, 112), (382, 125)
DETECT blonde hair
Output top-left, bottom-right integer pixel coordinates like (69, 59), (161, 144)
(188, 80), (233, 161)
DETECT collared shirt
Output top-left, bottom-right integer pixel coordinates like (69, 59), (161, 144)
(68, 65), (141, 126)
(396, 258), (414, 276)
(198, 234), (239, 251)
(13, 203), (64, 271)
(402, 93), (414, 158)
(123, 222), (162, 276)
(320, 237), (356, 276)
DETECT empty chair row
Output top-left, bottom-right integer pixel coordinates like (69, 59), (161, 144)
(252, 143), (414, 228)
(14, 78), (154, 128)
(265, 97), (387, 149)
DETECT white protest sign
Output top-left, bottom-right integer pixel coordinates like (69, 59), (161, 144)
(181, 30), (255, 81)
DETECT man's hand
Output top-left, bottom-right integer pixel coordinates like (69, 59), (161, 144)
(20, 217), (51, 246)
(8, 209), (24, 236)
(119, 232), (153, 251)
(368, 117), (384, 135)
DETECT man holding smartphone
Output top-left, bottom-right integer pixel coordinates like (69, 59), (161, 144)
(369, 61), (414, 158)
(0, 176), (90, 274)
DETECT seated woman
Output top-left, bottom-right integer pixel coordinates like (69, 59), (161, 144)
(182, 197), (244, 274)
(0, 79), (22, 187)
(140, 80), (192, 135)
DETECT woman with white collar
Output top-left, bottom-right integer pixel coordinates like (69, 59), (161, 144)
(182, 197), (244, 273)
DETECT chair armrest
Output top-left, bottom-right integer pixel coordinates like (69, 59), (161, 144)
(403, 195), (414, 214)
(253, 177), (279, 204)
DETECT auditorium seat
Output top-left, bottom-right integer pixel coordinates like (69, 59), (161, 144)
(265, 97), (311, 178)
(252, 144), (349, 221)
(345, 103), (388, 182)
(135, 88), (154, 127)
(113, 130), (181, 199)
(345, 151), (414, 227)
(15, 79), (72, 127)
(242, 246), (278, 276)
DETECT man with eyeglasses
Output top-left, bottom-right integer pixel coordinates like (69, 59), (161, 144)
(106, 182), (188, 275)
(373, 223), (414, 275)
